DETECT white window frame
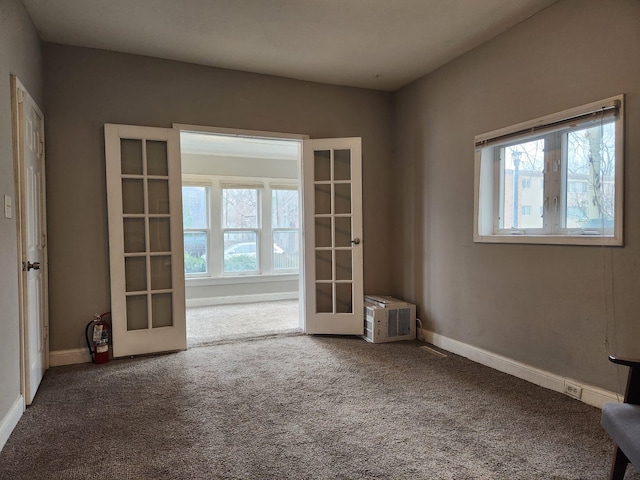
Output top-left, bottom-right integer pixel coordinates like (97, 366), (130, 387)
(221, 182), (262, 276)
(270, 184), (301, 274)
(474, 94), (624, 246)
(182, 182), (211, 277)
(183, 174), (299, 277)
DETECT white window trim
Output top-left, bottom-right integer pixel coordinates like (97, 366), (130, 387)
(183, 174), (300, 277)
(182, 181), (211, 278)
(474, 94), (624, 246)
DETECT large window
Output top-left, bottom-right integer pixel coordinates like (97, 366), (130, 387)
(183, 177), (300, 277)
(271, 186), (300, 271)
(474, 95), (624, 245)
(222, 186), (260, 273)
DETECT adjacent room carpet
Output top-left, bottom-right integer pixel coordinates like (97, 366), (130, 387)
(186, 300), (300, 347)
(1, 335), (637, 479)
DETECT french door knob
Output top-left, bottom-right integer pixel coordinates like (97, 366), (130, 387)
(351, 238), (361, 245)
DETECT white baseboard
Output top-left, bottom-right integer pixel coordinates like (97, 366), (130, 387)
(420, 329), (620, 409)
(186, 292), (298, 308)
(49, 348), (92, 367)
(0, 396), (24, 452)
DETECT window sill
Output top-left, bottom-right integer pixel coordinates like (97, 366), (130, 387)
(473, 234), (622, 247)
(186, 273), (298, 287)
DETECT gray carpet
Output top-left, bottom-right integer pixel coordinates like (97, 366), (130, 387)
(187, 300), (300, 347)
(1, 335), (637, 479)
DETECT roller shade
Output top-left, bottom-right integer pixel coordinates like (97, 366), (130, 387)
(475, 99), (620, 149)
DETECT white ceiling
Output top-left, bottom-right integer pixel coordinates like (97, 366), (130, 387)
(21, 0), (558, 91)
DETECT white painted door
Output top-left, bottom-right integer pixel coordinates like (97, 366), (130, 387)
(13, 77), (48, 405)
(303, 138), (363, 334)
(105, 124), (186, 357)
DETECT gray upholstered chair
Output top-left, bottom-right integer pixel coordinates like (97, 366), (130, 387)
(601, 356), (640, 480)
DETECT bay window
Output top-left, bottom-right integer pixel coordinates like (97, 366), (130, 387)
(183, 177), (300, 276)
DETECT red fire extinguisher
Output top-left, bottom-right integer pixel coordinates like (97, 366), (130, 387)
(85, 312), (111, 364)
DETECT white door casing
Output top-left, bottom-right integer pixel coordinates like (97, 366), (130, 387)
(11, 76), (48, 405)
(302, 137), (363, 334)
(105, 124), (186, 357)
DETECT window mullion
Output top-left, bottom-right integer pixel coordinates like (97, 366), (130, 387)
(545, 132), (562, 234)
(210, 182), (222, 276)
(494, 147), (503, 232)
(262, 187), (272, 274)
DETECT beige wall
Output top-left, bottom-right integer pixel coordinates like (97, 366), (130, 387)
(42, 43), (394, 351)
(0, 0), (42, 433)
(392, 0), (640, 391)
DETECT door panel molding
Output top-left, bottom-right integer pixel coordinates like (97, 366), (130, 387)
(11, 75), (49, 406)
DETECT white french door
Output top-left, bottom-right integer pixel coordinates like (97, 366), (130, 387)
(302, 138), (363, 334)
(105, 124), (186, 357)
(12, 77), (48, 405)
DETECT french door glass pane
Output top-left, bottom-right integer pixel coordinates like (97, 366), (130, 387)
(184, 231), (207, 274)
(315, 250), (332, 280)
(150, 256), (172, 290)
(334, 184), (351, 214)
(315, 218), (332, 247)
(316, 283), (333, 313)
(122, 179), (144, 214)
(152, 293), (173, 327)
(500, 140), (544, 229)
(126, 295), (148, 331)
(148, 180), (170, 214)
(223, 231), (258, 272)
(314, 150), (331, 181)
(336, 283), (352, 313)
(146, 141), (168, 176)
(335, 250), (352, 280)
(314, 184), (331, 215)
(335, 217), (351, 247)
(334, 150), (351, 181)
(565, 122), (615, 229)
(149, 218), (171, 252)
(123, 218), (145, 253)
(125, 256), (147, 292)
(120, 139), (143, 175)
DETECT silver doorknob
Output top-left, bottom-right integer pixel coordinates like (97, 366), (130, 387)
(24, 261), (41, 271)
(351, 238), (361, 245)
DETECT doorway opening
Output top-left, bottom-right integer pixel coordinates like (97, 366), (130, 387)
(178, 129), (303, 346)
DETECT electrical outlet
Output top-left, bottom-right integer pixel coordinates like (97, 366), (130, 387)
(565, 383), (583, 399)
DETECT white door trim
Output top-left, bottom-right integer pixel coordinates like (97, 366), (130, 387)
(173, 124), (309, 332)
(173, 123), (309, 141)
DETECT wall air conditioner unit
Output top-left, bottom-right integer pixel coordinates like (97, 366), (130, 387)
(362, 295), (416, 343)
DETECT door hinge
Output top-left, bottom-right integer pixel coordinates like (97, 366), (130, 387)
(17, 89), (25, 104)
(43, 325), (49, 340)
(38, 139), (45, 157)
